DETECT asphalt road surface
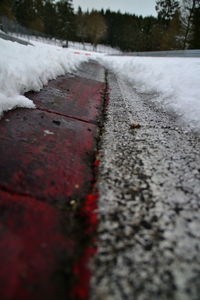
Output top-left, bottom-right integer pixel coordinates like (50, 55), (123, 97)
(0, 58), (200, 300)
(91, 68), (200, 300)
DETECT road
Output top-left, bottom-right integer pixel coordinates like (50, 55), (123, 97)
(121, 49), (200, 57)
(0, 59), (200, 300)
(91, 68), (200, 300)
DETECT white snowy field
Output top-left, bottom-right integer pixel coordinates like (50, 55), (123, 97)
(8, 32), (122, 54)
(99, 56), (200, 131)
(0, 38), (94, 116)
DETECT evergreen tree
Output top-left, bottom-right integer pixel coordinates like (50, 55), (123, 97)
(55, 0), (75, 40)
(151, 22), (166, 50)
(156, 0), (180, 25)
(190, 5), (200, 48)
(1, 0), (191, 52)
(43, 0), (57, 36)
(139, 16), (158, 51)
(13, 0), (36, 28)
(75, 7), (88, 44)
(161, 10), (182, 49)
(30, 0), (45, 31)
(84, 11), (107, 49)
(0, 0), (15, 18)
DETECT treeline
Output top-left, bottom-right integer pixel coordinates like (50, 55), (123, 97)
(154, 0), (200, 50)
(0, 0), (75, 40)
(0, 0), (199, 51)
(100, 0), (200, 51)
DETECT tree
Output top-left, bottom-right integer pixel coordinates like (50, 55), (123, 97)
(180, 0), (199, 49)
(156, 0), (180, 26)
(13, 0), (36, 28)
(155, 0), (181, 50)
(84, 11), (107, 49)
(55, 0), (75, 40)
(0, 0), (15, 19)
(190, 5), (200, 48)
(139, 16), (159, 51)
(30, 0), (45, 32)
(75, 7), (88, 44)
(103, 10), (122, 48)
(151, 23), (166, 50)
(43, 0), (57, 36)
(161, 10), (182, 49)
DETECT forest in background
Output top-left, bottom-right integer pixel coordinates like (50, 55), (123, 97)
(0, 0), (199, 51)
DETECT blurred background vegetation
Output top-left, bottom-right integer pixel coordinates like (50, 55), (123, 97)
(0, 0), (199, 51)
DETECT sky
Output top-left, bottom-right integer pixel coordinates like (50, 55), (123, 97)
(72, 0), (157, 17)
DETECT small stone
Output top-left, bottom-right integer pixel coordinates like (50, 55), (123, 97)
(125, 226), (133, 236)
(141, 220), (152, 230)
(70, 200), (76, 206)
(130, 123), (141, 129)
(53, 120), (61, 126)
(144, 242), (153, 251)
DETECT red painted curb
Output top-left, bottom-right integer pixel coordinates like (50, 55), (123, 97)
(0, 190), (75, 300)
(71, 193), (99, 300)
(0, 71), (106, 299)
(27, 75), (105, 124)
(0, 109), (96, 202)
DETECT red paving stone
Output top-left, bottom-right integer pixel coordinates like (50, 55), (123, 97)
(0, 109), (97, 203)
(0, 72), (106, 300)
(27, 75), (105, 124)
(0, 190), (74, 300)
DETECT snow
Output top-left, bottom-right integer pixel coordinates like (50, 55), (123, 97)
(0, 38), (91, 117)
(8, 32), (121, 54)
(1, 36), (200, 132)
(44, 130), (54, 136)
(99, 56), (200, 131)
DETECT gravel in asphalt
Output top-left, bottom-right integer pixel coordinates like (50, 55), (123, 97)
(91, 71), (200, 300)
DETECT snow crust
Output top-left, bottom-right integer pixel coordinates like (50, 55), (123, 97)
(0, 38), (90, 116)
(100, 56), (200, 131)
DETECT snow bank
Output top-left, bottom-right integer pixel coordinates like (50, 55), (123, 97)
(100, 56), (200, 131)
(0, 38), (90, 116)
(9, 32), (121, 54)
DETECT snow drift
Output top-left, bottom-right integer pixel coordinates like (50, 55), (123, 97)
(99, 56), (200, 131)
(0, 38), (89, 116)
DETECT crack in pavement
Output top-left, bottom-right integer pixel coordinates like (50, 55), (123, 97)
(36, 107), (97, 125)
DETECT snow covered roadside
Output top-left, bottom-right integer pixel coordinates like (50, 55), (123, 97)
(0, 38), (90, 117)
(99, 56), (200, 131)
